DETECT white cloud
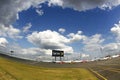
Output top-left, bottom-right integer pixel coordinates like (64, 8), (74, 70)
(58, 28), (66, 33)
(102, 43), (120, 56)
(48, 0), (63, 6)
(82, 34), (104, 57)
(23, 23), (32, 33)
(48, 0), (120, 11)
(21, 48), (47, 55)
(0, 24), (22, 39)
(0, 0), (46, 40)
(104, 43), (119, 51)
(27, 30), (73, 54)
(36, 9), (44, 16)
(0, 37), (8, 47)
(68, 31), (86, 42)
(111, 21), (120, 42)
(1, 42), (52, 60)
(83, 34), (104, 45)
(19, 47), (51, 56)
(0, 0), (46, 26)
(81, 54), (89, 58)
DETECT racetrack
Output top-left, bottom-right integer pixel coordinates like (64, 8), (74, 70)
(88, 58), (120, 80)
(0, 53), (120, 80)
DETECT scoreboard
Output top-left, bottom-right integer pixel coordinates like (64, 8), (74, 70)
(52, 50), (64, 57)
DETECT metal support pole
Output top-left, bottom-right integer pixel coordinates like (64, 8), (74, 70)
(55, 56), (56, 61)
(60, 56), (62, 61)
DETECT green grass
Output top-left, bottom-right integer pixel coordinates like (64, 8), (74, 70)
(0, 56), (98, 80)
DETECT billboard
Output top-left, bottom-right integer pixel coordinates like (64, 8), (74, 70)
(52, 50), (64, 57)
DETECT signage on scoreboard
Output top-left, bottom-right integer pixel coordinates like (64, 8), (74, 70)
(52, 50), (64, 57)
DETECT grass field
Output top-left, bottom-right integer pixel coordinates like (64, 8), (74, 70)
(0, 56), (98, 80)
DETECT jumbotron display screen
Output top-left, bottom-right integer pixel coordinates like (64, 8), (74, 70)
(52, 50), (64, 57)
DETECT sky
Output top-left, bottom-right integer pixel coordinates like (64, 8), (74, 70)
(0, 0), (120, 61)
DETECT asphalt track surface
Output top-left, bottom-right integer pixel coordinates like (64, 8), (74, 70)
(0, 53), (120, 80)
(88, 58), (120, 80)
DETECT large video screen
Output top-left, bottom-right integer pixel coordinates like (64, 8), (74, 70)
(52, 50), (64, 57)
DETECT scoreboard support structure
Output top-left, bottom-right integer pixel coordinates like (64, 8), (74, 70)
(55, 56), (56, 61)
(52, 50), (64, 62)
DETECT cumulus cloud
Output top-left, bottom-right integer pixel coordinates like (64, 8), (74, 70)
(102, 21), (120, 55)
(21, 48), (50, 56)
(58, 28), (66, 33)
(81, 54), (89, 58)
(0, 0), (45, 40)
(111, 21), (120, 42)
(0, 24), (22, 39)
(23, 23), (32, 33)
(104, 43), (119, 51)
(102, 43), (120, 56)
(35, 4), (44, 16)
(68, 31), (86, 42)
(48, 0), (63, 6)
(36, 9), (44, 16)
(83, 34), (104, 45)
(27, 30), (73, 54)
(82, 34), (104, 57)
(1, 42), (52, 60)
(0, 37), (8, 47)
(0, 0), (46, 26)
(48, 0), (120, 11)
(0, 0), (47, 39)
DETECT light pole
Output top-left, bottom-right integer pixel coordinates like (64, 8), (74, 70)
(100, 47), (103, 58)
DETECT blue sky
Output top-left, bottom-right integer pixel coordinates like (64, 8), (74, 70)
(0, 0), (120, 60)
(17, 4), (120, 36)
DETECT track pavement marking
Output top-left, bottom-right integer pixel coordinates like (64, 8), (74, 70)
(98, 66), (120, 73)
(101, 68), (120, 73)
(107, 67), (120, 71)
(105, 67), (120, 71)
(88, 68), (107, 80)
